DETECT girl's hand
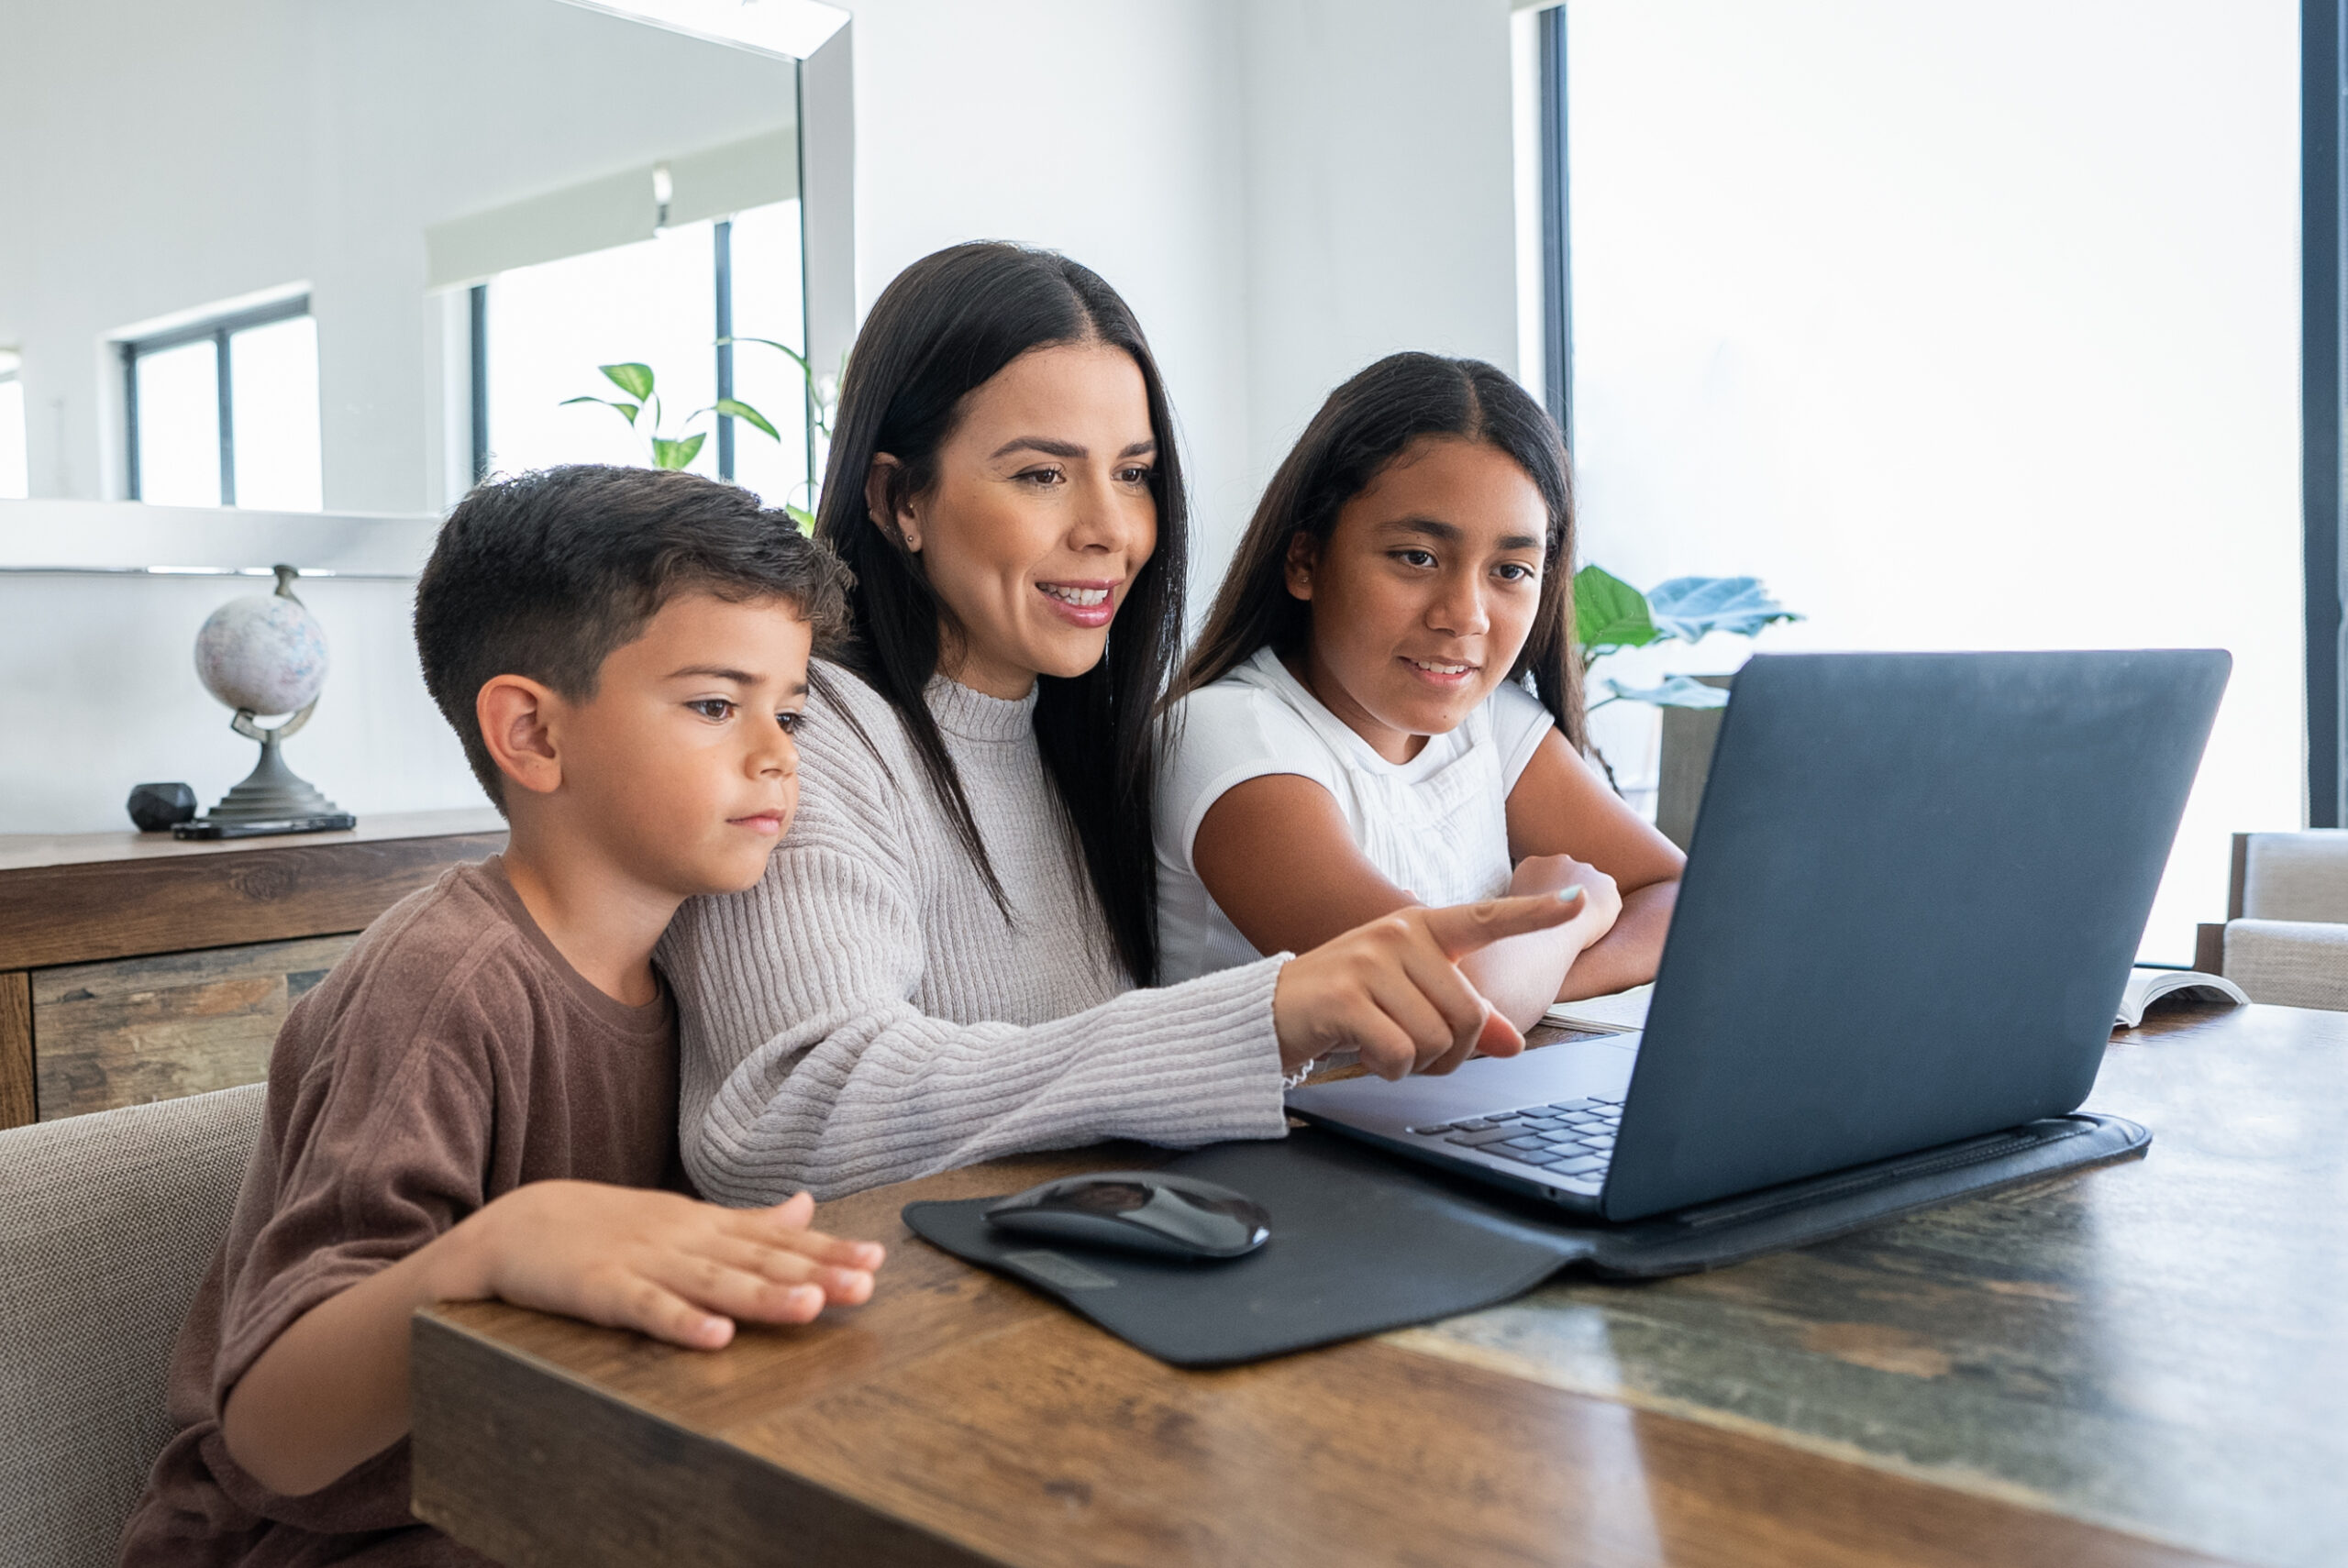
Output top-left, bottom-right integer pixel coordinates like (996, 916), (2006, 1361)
(1272, 889), (1586, 1080)
(1512, 854), (1622, 949)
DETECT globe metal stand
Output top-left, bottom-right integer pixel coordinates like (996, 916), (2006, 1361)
(206, 700), (344, 823)
(183, 565), (353, 836)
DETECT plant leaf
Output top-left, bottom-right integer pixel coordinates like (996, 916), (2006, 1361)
(783, 503), (818, 535)
(600, 362), (657, 401)
(651, 433), (705, 469)
(723, 336), (815, 376)
(559, 395), (639, 425)
(1574, 564), (1660, 653)
(1643, 576), (1800, 644)
(1603, 675), (1732, 709)
(714, 397), (781, 441)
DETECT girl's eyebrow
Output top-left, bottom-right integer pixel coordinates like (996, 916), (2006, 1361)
(1377, 516), (1543, 552)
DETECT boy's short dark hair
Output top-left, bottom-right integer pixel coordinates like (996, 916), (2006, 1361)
(415, 465), (853, 811)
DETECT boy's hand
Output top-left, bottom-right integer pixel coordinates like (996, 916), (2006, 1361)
(460, 1181), (885, 1350)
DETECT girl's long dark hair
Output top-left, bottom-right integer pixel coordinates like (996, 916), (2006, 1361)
(816, 242), (1187, 985)
(1179, 352), (1584, 751)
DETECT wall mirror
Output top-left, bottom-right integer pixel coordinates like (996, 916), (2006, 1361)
(0, 0), (836, 564)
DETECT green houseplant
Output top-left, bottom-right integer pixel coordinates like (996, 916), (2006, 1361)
(1571, 566), (1800, 834)
(1574, 565), (1800, 711)
(564, 340), (841, 530)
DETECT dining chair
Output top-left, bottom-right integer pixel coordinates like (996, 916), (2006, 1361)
(2200, 830), (2348, 1011)
(0, 1083), (264, 1568)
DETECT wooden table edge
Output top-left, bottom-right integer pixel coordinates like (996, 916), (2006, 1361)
(409, 1309), (1005, 1568)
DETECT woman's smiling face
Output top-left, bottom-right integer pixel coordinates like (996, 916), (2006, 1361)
(871, 340), (1158, 699)
(1285, 436), (1550, 763)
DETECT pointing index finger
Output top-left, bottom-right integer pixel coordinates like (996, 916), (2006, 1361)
(1421, 886), (1584, 962)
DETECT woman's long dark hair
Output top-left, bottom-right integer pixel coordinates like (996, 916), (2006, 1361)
(816, 242), (1188, 985)
(1179, 352), (1584, 751)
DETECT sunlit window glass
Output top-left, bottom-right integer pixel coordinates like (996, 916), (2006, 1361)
(230, 315), (323, 512)
(1552, 5), (2297, 961)
(486, 224), (717, 478)
(482, 203), (809, 509)
(133, 337), (221, 507)
(726, 201), (813, 511)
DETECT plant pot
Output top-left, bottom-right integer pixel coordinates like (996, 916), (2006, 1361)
(1654, 674), (1735, 851)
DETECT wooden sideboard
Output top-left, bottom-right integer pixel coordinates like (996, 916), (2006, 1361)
(0, 809), (506, 1128)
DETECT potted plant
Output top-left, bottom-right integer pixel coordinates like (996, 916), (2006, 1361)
(1573, 565), (1800, 846)
(564, 339), (841, 531)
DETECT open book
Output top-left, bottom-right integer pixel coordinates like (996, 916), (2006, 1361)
(1544, 968), (2247, 1037)
(2113, 967), (2247, 1029)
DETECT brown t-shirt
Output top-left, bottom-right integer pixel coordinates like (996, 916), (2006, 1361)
(117, 857), (681, 1568)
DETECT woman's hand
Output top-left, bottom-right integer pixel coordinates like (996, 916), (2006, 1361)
(1272, 889), (1586, 1081)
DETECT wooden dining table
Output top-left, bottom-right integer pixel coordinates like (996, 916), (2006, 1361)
(407, 1001), (2345, 1568)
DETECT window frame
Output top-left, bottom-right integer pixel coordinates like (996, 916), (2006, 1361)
(2306, 0), (2346, 827)
(119, 293), (312, 506)
(1536, 4), (1572, 447)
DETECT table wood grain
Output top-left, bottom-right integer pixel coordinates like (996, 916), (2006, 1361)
(410, 1003), (2340, 1568)
(0, 971), (31, 1128)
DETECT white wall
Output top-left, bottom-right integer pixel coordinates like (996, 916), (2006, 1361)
(842, 0), (1253, 576)
(1235, 0), (1520, 495)
(0, 0), (803, 833)
(0, 0), (798, 516)
(1555, 0), (2303, 961)
(0, 576), (471, 831)
(0, 505), (467, 831)
(840, 0), (1522, 583)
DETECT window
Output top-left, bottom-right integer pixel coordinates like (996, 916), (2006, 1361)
(1530, 3), (2300, 960)
(472, 200), (811, 510)
(120, 295), (322, 511)
(0, 350), (26, 501)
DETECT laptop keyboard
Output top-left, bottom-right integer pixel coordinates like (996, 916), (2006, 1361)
(1405, 1096), (1623, 1179)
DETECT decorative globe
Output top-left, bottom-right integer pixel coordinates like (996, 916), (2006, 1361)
(194, 592), (329, 717)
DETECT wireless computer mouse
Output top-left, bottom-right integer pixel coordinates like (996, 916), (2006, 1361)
(982, 1171), (1271, 1261)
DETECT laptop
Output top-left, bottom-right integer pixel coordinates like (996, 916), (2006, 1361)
(1284, 649), (2230, 1223)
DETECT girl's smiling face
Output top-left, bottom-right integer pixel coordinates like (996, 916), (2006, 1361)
(1284, 436), (1549, 764)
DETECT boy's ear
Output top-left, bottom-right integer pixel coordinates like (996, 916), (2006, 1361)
(1283, 531), (1319, 602)
(476, 675), (565, 800)
(865, 453), (919, 553)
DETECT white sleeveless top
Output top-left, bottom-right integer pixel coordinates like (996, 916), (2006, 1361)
(1154, 646), (1555, 984)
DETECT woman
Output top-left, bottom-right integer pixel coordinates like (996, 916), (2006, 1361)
(1159, 352), (1682, 1026)
(663, 244), (1578, 1202)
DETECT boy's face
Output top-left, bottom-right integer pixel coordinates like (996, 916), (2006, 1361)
(548, 590), (814, 898)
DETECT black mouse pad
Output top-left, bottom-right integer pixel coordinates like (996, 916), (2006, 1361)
(901, 1114), (2147, 1368)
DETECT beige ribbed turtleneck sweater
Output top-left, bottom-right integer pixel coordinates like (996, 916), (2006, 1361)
(661, 662), (1290, 1203)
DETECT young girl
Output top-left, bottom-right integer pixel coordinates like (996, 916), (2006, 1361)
(1158, 352), (1684, 1030)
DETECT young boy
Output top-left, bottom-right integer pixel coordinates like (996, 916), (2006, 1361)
(118, 466), (883, 1565)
